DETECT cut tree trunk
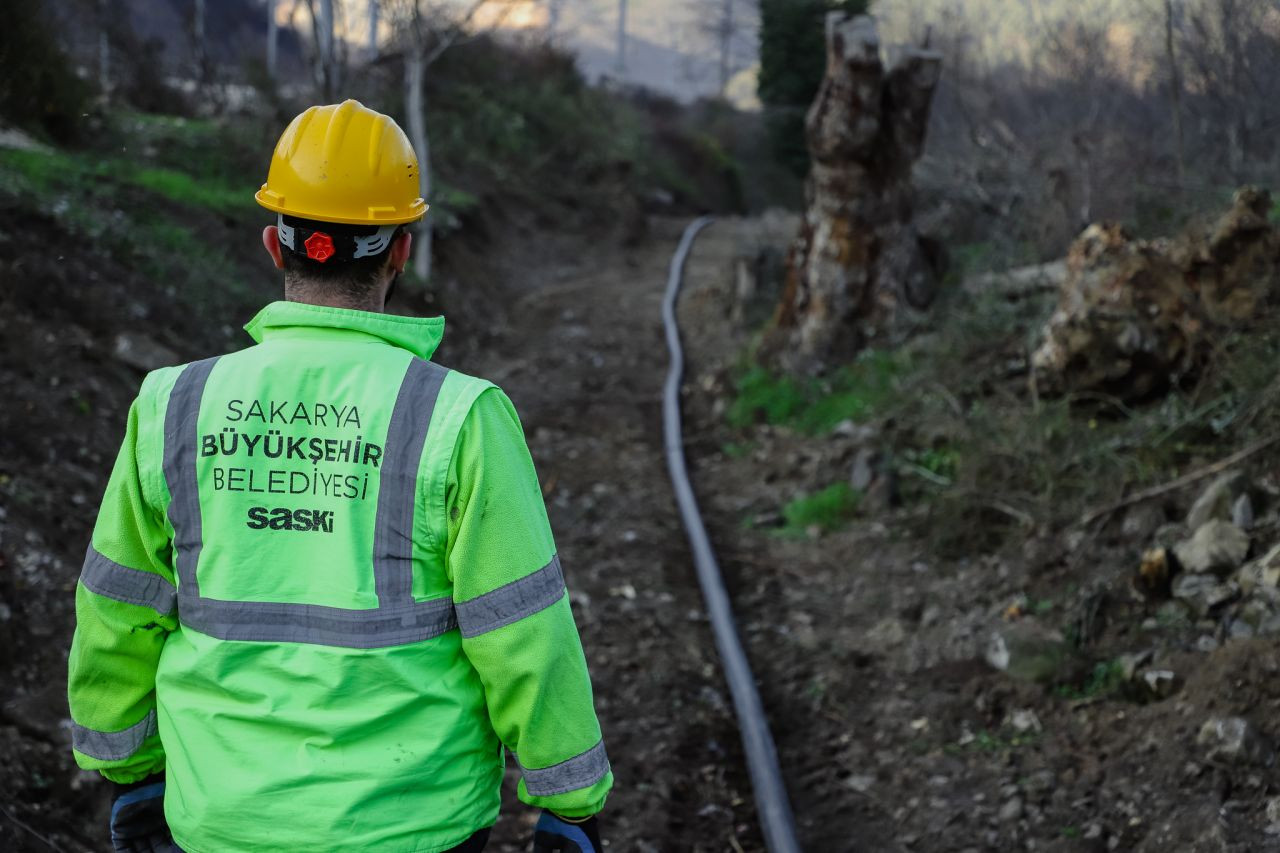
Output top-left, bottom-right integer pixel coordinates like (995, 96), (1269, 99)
(767, 14), (942, 373)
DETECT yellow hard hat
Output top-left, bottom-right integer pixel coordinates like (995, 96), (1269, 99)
(255, 99), (427, 226)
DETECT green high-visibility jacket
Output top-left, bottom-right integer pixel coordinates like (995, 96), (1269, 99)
(67, 301), (612, 852)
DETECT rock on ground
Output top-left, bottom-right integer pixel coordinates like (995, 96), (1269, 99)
(1173, 520), (1250, 577)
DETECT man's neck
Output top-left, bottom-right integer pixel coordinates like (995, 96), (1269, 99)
(283, 282), (386, 313)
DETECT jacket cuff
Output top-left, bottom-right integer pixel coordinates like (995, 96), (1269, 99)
(109, 770), (165, 798)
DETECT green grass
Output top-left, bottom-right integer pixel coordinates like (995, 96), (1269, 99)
(132, 167), (250, 217)
(0, 146), (255, 218)
(780, 483), (861, 535)
(726, 349), (908, 434)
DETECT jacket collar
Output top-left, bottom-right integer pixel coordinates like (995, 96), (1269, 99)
(244, 301), (445, 360)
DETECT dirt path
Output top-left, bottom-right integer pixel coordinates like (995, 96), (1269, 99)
(458, 220), (762, 853)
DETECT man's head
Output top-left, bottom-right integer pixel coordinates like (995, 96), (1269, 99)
(254, 100), (426, 311)
(261, 215), (412, 310)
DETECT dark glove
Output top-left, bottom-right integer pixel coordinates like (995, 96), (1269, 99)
(532, 810), (603, 853)
(110, 773), (176, 853)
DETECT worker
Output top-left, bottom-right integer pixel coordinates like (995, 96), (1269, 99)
(67, 100), (612, 853)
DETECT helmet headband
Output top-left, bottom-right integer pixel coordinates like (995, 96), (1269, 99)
(277, 214), (399, 263)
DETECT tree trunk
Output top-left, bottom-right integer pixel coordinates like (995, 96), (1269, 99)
(768, 14), (943, 372)
(368, 0), (379, 58)
(318, 0), (335, 100)
(1163, 0), (1186, 189)
(267, 0), (279, 78)
(405, 50), (433, 282)
(98, 0), (111, 97)
(546, 0), (560, 40)
(616, 0), (628, 78)
(717, 0), (733, 97)
(194, 0), (210, 86)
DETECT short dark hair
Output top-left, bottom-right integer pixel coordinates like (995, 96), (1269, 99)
(279, 215), (405, 302)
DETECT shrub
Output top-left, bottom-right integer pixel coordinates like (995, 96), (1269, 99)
(781, 483), (862, 535)
(727, 349), (907, 433)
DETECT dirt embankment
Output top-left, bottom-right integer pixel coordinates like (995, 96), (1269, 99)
(675, 216), (1280, 853)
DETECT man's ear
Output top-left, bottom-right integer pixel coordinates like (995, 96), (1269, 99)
(263, 225), (285, 270)
(390, 231), (413, 274)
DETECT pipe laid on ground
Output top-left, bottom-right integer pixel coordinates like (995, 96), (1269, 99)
(660, 217), (802, 853)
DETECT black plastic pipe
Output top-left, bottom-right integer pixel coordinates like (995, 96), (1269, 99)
(660, 217), (803, 853)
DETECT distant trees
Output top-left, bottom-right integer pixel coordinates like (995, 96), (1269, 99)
(305, 0), (340, 100)
(384, 0), (519, 283)
(266, 0), (280, 78)
(616, 0), (629, 79)
(0, 0), (89, 141)
(861, 0), (1280, 267)
(685, 0), (755, 98)
(1172, 0), (1276, 181)
(758, 0), (867, 176)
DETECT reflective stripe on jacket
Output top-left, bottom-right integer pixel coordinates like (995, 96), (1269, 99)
(67, 301), (612, 852)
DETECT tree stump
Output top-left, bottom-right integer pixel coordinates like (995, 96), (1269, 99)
(768, 14), (942, 372)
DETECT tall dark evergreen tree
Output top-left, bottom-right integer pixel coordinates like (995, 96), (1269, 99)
(758, 0), (867, 177)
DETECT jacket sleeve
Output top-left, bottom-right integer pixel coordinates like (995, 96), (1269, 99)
(67, 387), (177, 784)
(445, 387), (612, 817)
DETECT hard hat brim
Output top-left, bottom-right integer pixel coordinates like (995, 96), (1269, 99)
(254, 186), (428, 226)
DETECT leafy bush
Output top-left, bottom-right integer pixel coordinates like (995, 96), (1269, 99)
(420, 39), (684, 211)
